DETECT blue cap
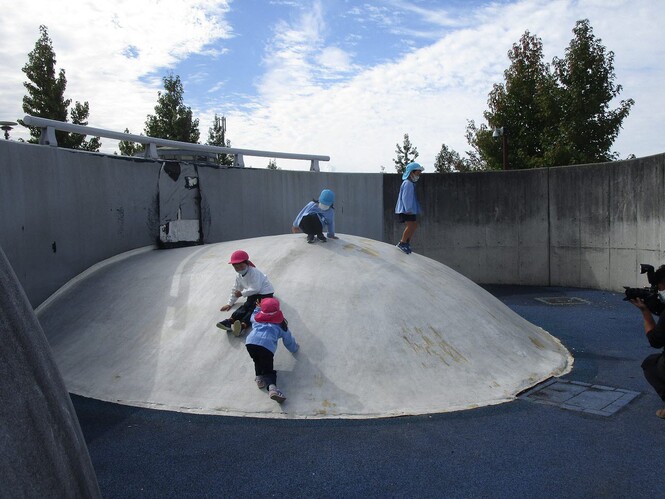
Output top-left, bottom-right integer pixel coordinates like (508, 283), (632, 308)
(319, 189), (335, 206)
(402, 162), (424, 180)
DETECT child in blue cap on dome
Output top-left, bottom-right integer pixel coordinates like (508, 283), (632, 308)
(246, 297), (299, 403)
(292, 188), (338, 243)
(395, 162), (424, 254)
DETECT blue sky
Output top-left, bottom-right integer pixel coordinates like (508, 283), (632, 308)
(1, 0), (663, 172)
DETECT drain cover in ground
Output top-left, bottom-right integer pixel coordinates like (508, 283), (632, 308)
(520, 379), (639, 416)
(534, 297), (590, 306)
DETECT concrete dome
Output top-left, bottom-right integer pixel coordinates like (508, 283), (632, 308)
(37, 234), (572, 419)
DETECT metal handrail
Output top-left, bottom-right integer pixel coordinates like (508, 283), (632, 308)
(22, 115), (329, 171)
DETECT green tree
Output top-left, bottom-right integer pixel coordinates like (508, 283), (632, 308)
(551, 19), (634, 164)
(145, 74), (200, 143)
(118, 128), (143, 156)
(434, 143), (468, 173)
(393, 133), (419, 174)
(20, 25), (100, 151)
(466, 20), (633, 170)
(206, 114), (233, 166)
(467, 31), (558, 170)
(464, 121), (493, 171)
(67, 101), (101, 151)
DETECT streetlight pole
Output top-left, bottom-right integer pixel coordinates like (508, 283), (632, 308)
(501, 130), (508, 170)
(492, 126), (509, 170)
(0, 121), (17, 140)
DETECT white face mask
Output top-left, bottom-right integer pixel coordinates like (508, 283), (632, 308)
(658, 290), (665, 303)
(318, 203), (330, 211)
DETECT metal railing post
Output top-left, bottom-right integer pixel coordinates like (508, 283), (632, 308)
(145, 143), (158, 159)
(233, 154), (245, 168)
(40, 126), (58, 146)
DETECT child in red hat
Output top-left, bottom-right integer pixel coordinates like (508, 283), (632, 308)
(217, 249), (274, 336)
(245, 297), (299, 403)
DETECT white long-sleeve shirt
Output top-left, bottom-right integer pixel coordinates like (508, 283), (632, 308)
(227, 266), (275, 306)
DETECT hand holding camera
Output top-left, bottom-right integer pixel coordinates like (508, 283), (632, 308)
(624, 264), (665, 316)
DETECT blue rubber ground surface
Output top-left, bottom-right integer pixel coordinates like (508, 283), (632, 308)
(72, 285), (665, 498)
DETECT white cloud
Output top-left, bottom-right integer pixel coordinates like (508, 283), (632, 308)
(1, 0), (233, 142)
(315, 47), (356, 74)
(229, 0), (665, 172)
(1, 0), (662, 172)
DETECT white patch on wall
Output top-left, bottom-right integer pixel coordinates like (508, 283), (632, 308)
(160, 218), (201, 245)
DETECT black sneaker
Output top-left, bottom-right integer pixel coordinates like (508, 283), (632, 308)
(306, 234), (315, 243)
(317, 233), (327, 242)
(216, 319), (233, 331)
(396, 242), (410, 254)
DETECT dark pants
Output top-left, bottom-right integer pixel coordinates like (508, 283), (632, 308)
(246, 344), (277, 388)
(299, 213), (324, 237)
(231, 293), (273, 325)
(642, 353), (665, 401)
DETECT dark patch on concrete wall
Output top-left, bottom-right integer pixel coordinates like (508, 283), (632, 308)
(157, 161), (202, 248)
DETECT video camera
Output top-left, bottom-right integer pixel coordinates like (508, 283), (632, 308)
(624, 264), (665, 315)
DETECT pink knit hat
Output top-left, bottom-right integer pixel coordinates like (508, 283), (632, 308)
(255, 298), (284, 324)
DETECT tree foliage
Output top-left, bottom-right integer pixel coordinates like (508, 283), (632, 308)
(21, 25), (100, 151)
(145, 74), (200, 143)
(206, 114), (233, 166)
(467, 30), (558, 170)
(551, 19), (634, 164)
(118, 128), (143, 156)
(68, 101), (102, 151)
(434, 143), (467, 173)
(266, 159), (279, 170)
(464, 19), (632, 170)
(393, 133), (419, 174)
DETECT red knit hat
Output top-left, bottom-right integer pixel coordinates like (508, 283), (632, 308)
(255, 298), (284, 324)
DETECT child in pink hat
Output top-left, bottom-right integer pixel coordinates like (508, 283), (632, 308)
(217, 249), (274, 336)
(245, 297), (299, 403)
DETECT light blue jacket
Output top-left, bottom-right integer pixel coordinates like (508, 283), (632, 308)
(246, 309), (299, 354)
(395, 179), (421, 215)
(293, 201), (336, 237)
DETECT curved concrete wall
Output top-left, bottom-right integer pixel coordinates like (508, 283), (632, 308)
(1, 139), (663, 306)
(198, 166), (383, 244)
(387, 155), (665, 290)
(0, 141), (161, 306)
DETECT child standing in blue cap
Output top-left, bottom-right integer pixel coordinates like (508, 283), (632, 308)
(395, 162), (424, 254)
(292, 188), (338, 243)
